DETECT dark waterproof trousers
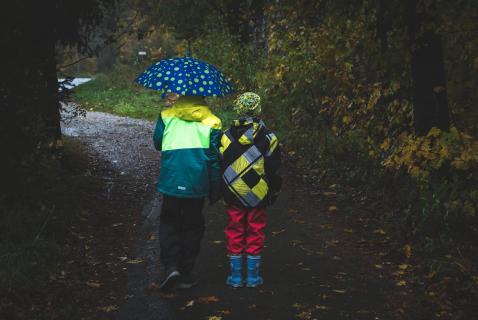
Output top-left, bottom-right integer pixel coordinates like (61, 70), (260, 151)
(159, 195), (205, 275)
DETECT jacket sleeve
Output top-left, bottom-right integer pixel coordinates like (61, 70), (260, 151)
(208, 128), (222, 191)
(264, 132), (282, 193)
(153, 115), (165, 151)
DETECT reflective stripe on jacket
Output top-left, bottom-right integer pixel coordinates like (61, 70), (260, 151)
(220, 117), (281, 208)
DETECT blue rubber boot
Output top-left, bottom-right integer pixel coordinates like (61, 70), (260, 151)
(246, 255), (263, 287)
(226, 255), (243, 288)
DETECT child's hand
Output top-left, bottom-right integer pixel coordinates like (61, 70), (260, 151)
(268, 192), (279, 205)
(208, 186), (221, 205)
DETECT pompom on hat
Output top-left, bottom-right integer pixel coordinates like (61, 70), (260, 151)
(233, 92), (261, 116)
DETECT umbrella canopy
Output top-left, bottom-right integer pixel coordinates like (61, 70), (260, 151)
(135, 56), (234, 97)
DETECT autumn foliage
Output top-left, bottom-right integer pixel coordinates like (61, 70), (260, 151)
(173, 1), (478, 266)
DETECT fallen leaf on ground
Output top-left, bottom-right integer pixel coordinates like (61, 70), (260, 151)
(315, 304), (328, 310)
(396, 280), (407, 286)
(86, 280), (102, 288)
(404, 244), (412, 258)
(197, 296), (220, 304)
(218, 310), (231, 315)
(290, 240), (303, 246)
(332, 289), (346, 294)
(323, 191), (336, 196)
(126, 258), (144, 264)
(297, 310), (312, 319)
(207, 316), (222, 320)
(288, 208), (299, 214)
(374, 264), (383, 269)
(212, 240), (223, 244)
(343, 228), (354, 233)
(272, 229), (286, 236)
(328, 205), (337, 212)
(148, 233), (156, 241)
(373, 229), (386, 235)
(98, 305), (118, 312)
(248, 304), (257, 309)
(185, 300), (194, 307)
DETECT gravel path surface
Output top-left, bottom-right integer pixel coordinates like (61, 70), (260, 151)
(61, 107), (427, 320)
(62, 108), (158, 178)
(62, 107), (176, 320)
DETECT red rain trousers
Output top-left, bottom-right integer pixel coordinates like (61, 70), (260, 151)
(225, 204), (267, 255)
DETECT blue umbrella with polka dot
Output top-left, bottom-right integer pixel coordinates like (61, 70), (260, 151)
(135, 56), (234, 97)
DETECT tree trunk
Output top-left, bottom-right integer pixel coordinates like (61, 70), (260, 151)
(251, 0), (268, 57)
(0, 25), (61, 197)
(406, 0), (450, 135)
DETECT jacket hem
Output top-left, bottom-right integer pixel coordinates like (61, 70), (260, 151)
(158, 188), (207, 199)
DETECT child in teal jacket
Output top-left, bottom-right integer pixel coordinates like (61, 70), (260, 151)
(153, 94), (221, 291)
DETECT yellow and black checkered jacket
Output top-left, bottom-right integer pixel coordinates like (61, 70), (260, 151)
(219, 117), (282, 208)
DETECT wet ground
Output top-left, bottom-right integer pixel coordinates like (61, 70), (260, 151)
(61, 107), (430, 320)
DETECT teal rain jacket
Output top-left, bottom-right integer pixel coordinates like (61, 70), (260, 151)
(153, 96), (222, 198)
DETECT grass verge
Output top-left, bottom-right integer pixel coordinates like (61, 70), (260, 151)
(71, 67), (237, 125)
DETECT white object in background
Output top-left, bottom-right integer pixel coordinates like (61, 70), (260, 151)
(58, 77), (92, 90)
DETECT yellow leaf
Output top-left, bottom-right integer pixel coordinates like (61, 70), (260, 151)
(427, 127), (442, 138)
(391, 80), (401, 92)
(396, 280), (407, 286)
(404, 244), (412, 258)
(409, 166), (421, 177)
(207, 317), (222, 320)
(328, 206), (337, 212)
(374, 264), (383, 269)
(368, 88), (381, 109)
(398, 264), (409, 270)
(380, 138), (391, 151)
(439, 146), (449, 159)
(342, 115), (352, 124)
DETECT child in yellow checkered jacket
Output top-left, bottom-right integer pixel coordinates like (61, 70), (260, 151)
(219, 92), (282, 287)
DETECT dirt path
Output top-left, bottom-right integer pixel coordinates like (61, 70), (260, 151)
(62, 109), (428, 320)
